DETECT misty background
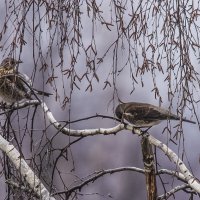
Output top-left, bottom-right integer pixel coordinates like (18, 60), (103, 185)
(0, 1), (199, 199)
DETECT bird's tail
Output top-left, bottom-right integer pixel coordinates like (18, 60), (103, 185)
(182, 118), (196, 124)
(33, 89), (52, 97)
(170, 113), (196, 124)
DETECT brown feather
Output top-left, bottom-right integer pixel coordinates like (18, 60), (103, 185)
(115, 102), (196, 127)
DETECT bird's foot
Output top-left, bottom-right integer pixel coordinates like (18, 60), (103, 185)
(132, 126), (152, 135)
(137, 126), (152, 136)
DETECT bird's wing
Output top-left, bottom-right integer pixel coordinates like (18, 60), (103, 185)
(2, 73), (32, 96)
(116, 102), (196, 126)
(124, 103), (178, 120)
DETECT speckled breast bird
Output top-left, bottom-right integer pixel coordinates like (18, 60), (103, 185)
(0, 57), (52, 103)
(115, 102), (196, 127)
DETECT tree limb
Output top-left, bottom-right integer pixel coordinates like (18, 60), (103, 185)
(0, 134), (55, 200)
(157, 184), (191, 199)
(2, 100), (200, 196)
(52, 167), (145, 197)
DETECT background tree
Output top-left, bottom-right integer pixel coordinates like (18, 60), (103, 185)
(0, 0), (200, 199)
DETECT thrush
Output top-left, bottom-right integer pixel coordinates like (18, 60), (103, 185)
(0, 57), (52, 104)
(115, 102), (196, 127)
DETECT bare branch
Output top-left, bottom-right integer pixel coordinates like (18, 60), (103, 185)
(0, 134), (55, 200)
(5, 179), (39, 198)
(157, 184), (191, 200)
(147, 134), (200, 194)
(157, 169), (186, 182)
(2, 99), (200, 197)
(52, 167), (145, 197)
(0, 100), (40, 115)
(41, 101), (130, 136)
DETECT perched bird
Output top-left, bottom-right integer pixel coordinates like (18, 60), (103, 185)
(0, 57), (52, 103)
(115, 102), (196, 127)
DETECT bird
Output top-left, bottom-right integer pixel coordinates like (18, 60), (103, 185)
(0, 57), (52, 104)
(115, 102), (196, 127)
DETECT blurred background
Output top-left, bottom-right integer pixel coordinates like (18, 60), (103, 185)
(0, 0), (200, 199)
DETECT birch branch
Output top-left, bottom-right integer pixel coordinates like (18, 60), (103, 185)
(39, 102), (200, 194)
(157, 169), (186, 182)
(2, 101), (128, 136)
(41, 101), (131, 136)
(157, 184), (191, 200)
(2, 100), (200, 195)
(0, 134), (55, 200)
(0, 100), (40, 115)
(147, 134), (200, 194)
(52, 166), (145, 196)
